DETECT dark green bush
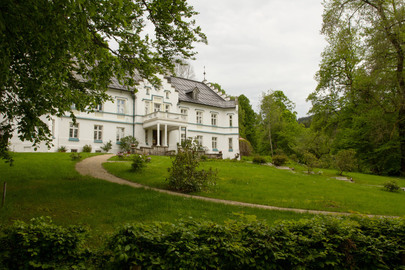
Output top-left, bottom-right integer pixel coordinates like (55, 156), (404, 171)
(383, 180), (401, 192)
(101, 140), (113, 152)
(131, 154), (146, 172)
(57, 146), (67, 152)
(252, 155), (267, 164)
(105, 216), (405, 269)
(166, 140), (217, 193)
(82, 144), (92, 153)
(0, 217), (89, 269)
(272, 154), (288, 166)
(70, 152), (82, 161)
(119, 136), (139, 152)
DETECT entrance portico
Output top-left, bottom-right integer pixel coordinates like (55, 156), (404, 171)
(143, 111), (188, 150)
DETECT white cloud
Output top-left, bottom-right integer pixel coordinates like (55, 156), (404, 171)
(188, 0), (327, 117)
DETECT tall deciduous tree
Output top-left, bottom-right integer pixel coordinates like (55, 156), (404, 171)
(238, 94), (258, 150)
(0, 0), (206, 162)
(308, 0), (405, 175)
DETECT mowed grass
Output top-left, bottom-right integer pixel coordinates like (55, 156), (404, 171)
(0, 153), (314, 242)
(104, 156), (405, 216)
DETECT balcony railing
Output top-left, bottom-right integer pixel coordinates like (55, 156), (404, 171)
(144, 111), (188, 123)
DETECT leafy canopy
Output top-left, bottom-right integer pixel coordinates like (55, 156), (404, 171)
(0, 0), (206, 163)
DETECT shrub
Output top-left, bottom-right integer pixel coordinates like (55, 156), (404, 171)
(302, 151), (319, 174)
(252, 155), (267, 164)
(101, 140), (112, 152)
(104, 216), (405, 270)
(82, 144), (92, 153)
(131, 155), (146, 172)
(383, 180), (401, 192)
(272, 154), (288, 166)
(57, 146), (67, 152)
(335, 149), (357, 176)
(0, 217), (89, 269)
(166, 140), (217, 193)
(70, 152), (82, 161)
(119, 136), (139, 152)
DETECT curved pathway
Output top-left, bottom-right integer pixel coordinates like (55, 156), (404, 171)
(76, 154), (387, 218)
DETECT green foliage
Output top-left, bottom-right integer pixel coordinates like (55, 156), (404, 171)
(166, 140), (217, 193)
(131, 155), (147, 172)
(0, 217), (89, 269)
(57, 146), (67, 153)
(105, 215), (405, 269)
(119, 136), (139, 152)
(70, 152), (82, 161)
(302, 151), (319, 174)
(252, 155), (267, 164)
(335, 149), (357, 176)
(0, 0), (206, 163)
(82, 144), (92, 153)
(383, 180), (401, 193)
(272, 154), (288, 167)
(238, 94), (258, 150)
(100, 140), (113, 153)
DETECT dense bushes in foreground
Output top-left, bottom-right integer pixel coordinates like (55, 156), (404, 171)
(1, 216), (404, 269)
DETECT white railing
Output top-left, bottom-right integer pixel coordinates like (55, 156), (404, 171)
(144, 111), (187, 122)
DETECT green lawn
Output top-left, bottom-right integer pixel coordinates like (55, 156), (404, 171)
(0, 153), (314, 243)
(104, 156), (405, 216)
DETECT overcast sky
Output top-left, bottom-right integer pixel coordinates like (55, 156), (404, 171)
(187, 0), (327, 118)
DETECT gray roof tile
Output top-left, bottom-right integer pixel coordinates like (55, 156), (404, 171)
(168, 77), (236, 109)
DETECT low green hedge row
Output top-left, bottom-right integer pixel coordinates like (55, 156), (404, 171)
(1, 215), (404, 269)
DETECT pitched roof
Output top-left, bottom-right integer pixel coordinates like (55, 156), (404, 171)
(168, 77), (236, 109)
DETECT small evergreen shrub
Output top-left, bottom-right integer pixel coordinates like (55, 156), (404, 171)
(101, 140), (112, 152)
(131, 155), (146, 172)
(57, 146), (67, 152)
(70, 152), (82, 161)
(252, 155), (267, 164)
(166, 140), (217, 193)
(383, 180), (400, 192)
(82, 144), (92, 153)
(272, 154), (288, 166)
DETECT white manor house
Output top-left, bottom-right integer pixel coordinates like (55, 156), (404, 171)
(9, 75), (240, 159)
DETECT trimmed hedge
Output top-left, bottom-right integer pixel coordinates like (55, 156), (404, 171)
(1, 216), (404, 269)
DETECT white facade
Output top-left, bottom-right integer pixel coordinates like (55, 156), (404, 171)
(9, 75), (240, 159)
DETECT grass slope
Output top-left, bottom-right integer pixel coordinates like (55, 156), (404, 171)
(104, 156), (405, 216)
(0, 153), (313, 242)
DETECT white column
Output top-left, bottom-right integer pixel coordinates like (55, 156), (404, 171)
(157, 123), (160, 146)
(164, 124), (168, 147)
(178, 126), (182, 144)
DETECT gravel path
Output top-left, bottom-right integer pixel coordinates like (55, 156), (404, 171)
(75, 154), (386, 218)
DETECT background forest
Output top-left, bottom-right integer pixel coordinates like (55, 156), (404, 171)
(238, 0), (405, 177)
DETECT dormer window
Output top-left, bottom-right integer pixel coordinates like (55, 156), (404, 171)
(192, 87), (200, 100)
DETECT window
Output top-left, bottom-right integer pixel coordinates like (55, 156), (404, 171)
(146, 88), (150, 95)
(116, 127), (125, 143)
(154, 103), (161, 112)
(145, 130), (149, 145)
(94, 125), (103, 141)
(69, 123), (79, 139)
(117, 99), (125, 114)
(145, 101), (150, 115)
(229, 115), (233, 127)
(229, 138), (233, 151)
(212, 137), (217, 150)
(195, 135), (203, 146)
(211, 113), (217, 126)
(165, 104), (170, 112)
(196, 111), (203, 124)
(181, 133), (186, 143)
(181, 109), (188, 116)
(95, 104), (103, 111)
(165, 91), (170, 99)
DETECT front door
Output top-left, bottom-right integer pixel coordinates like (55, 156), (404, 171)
(152, 130), (162, 146)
